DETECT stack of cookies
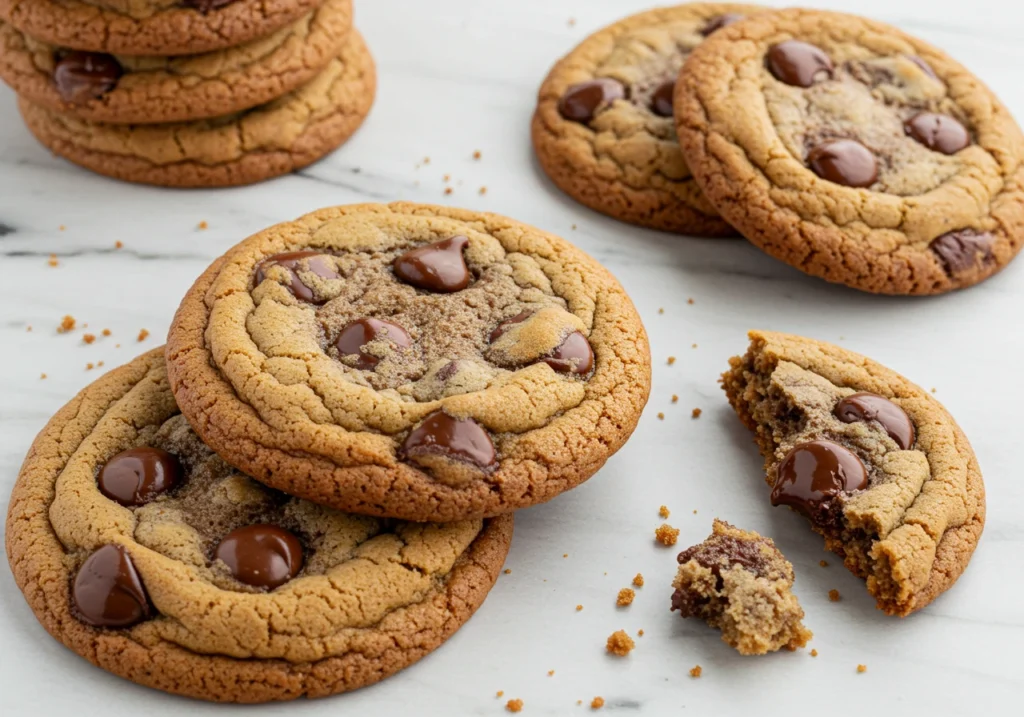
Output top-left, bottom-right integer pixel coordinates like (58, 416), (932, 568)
(6, 202), (653, 702)
(0, 0), (375, 186)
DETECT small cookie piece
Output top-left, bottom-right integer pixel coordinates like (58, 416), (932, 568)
(675, 9), (1024, 294)
(19, 31), (375, 187)
(723, 331), (985, 615)
(0, 0), (323, 56)
(167, 202), (651, 522)
(5, 349), (513, 702)
(532, 4), (761, 236)
(671, 519), (811, 655)
(0, 0), (353, 124)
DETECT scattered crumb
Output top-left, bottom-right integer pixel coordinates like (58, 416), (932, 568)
(115, 343), (121, 348)
(606, 630), (635, 656)
(689, 665), (702, 678)
(857, 664), (867, 674)
(197, 221), (208, 230)
(687, 298), (695, 305)
(667, 356), (676, 365)
(810, 649), (818, 657)
(930, 387), (937, 393)
(671, 394), (678, 403)
(547, 670), (555, 677)
(102, 328), (111, 336)
(590, 697), (604, 710)
(655, 523), (680, 546)
(59, 225), (66, 231)
(632, 573), (644, 587)
(571, 223), (577, 230)
(659, 505), (670, 518)
(563, 553), (569, 558)
(576, 605), (583, 611)
(497, 691), (504, 698)
(577, 701), (583, 706)
(473, 150), (482, 160)
(691, 343), (698, 349)
(568, 17), (576, 26)
(443, 174), (451, 182)
(26, 325), (32, 332)
(503, 569), (512, 575)
(40, 373), (47, 379)
(819, 560), (828, 567)
(423, 156), (431, 164)
(114, 241), (123, 249)
(691, 408), (702, 419)
(692, 509), (697, 515)
(97, 361), (104, 367)
(657, 412), (665, 420)
(48, 254), (59, 267)
(82, 323), (88, 328)
(444, 187), (453, 195)
(658, 307), (664, 314)
(57, 315), (76, 333)
(506, 698), (523, 713)
(83, 333), (96, 344)
(828, 589), (841, 602)
(637, 629), (644, 637)
(137, 329), (150, 342)
(479, 186), (487, 195)
(616, 588), (635, 607)
(86, 363), (94, 370)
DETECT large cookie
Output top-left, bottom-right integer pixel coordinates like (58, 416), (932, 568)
(19, 30), (375, 187)
(5, 348), (513, 703)
(0, 0), (323, 56)
(167, 203), (651, 522)
(675, 8), (1024, 294)
(531, 4), (762, 236)
(722, 330), (985, 615)
(0, 0), (352, 124)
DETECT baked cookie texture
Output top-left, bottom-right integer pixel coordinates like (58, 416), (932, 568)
(675, 8), (1024, 294)
(19, 29), (375, 187)
(671, 519), (812, 655)
(532, 4), (762, 236)
(0, 0), (324, 56)
(0, 0), (353, 123)
(167, 203), (651, 522)
(723, 330), (985, 615)
(5, 348), (513, 702)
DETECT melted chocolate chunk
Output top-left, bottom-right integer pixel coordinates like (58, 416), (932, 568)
(834, 393), (916, 450)
(182, 0), (237, 12)
(402, 412), (497, 470)
(907, 55), (938, 79)
(393, 236), (471, 293)
(335, 318), (412, 370)
(97, 447), (182, 507)
(930, 230), (995, 275)
(905, 112), (970, 155)
(53, 52), (122, 105)
(254, 251), (339, 303)
(489, 312), (530, 343)
(543, 331), (595, 375)
(701, 13), (744, 36)
(557, 79), (627, 123)
(766, 40), (834, 87)
(650, 80), (676, 117)
(807, 139), (878, 188)
(72, 545), (151, 628)
(213, 525), (303, 590)
(772, 441), (868, 523)
(677, 535), (767, 580)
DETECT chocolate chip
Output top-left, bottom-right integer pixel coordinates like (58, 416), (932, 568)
(650, 80), (675, 118)
(701, 13), (744, 36)
(182, 0), (237, 12)
(905, 112), (970, 155)
(402, 411), (497, 471)
(543, 331), (595, 375)
(213, 525), (303, 590)
(489, 312), (530, 343)
(97, 447), (182, 507)
(930, 230), (995, 275)
(807, 139), (878, 188)
(834, 393), (916, 450)
(393, 236), (471, 292)
(906, 55), (938, 79)
(255, 251), (339, 303)
(72, 545), (151, 628)
(557, 79), (626, 123)
(772, 441), (868, 522)
(53, 52), (122, 106)
(335, 318), (412, 370)
(766, 40), (834, 87)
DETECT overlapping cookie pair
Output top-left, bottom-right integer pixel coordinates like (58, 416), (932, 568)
(533, 4), (1024, 295)
(0, 0), (375, 186)
(6, 203), (653, 701)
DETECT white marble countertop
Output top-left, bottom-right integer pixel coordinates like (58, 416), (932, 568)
(1, 0), (1022, 714)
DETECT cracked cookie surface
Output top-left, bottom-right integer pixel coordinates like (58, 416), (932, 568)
(166, 202), (651, 522)
(0, 0), (324, 56)
(675, 8), (1024, 294)
(723, 330), (985, 615)
(19, 29), (375, 187)
(532, 3), (762, 236)
(5, 348), (513, 703)
(0, 0), (352, 124)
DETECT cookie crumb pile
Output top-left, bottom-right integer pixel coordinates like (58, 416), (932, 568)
(0, 0), (375, 187)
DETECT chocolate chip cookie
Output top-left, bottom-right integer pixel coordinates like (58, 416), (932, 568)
(0, 0), (352, 124)
(0, 0), (323, 56)
(723, 331), (985, 615)
(19, 30), (375, 187)
(672, 519), (812, 654)
(675, 8), (1024, 294)
(5, 348), (513, 702)
(531, 4), (762, 236)
(167, 203), (651, 522)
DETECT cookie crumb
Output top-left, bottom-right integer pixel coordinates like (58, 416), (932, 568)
(114, 241), (123, 249)
(59, 225), (66, 231)
(547, 670), (555, 677)
(658, 307), (664, 314)
(115, 343), (121, 348)
(497, 691), (504, 698)
(810, 649), (818, 657)
(632, 573), (644, 587)
(687, 298), (695, 305)
(503, 569), (512, 575)
(671, 394), (678, 403)
(659, 505), (670, 518)
(571, 223), (577, 230)
(102, 329), (111, 337)
(616, 588), (635, 606)
(57, 315), (76, 333)
(637, 629), (644, 637)
(563, 553), (569, 558)
(576, 605), (583, 611)
(83, 333), (96, 344)
(479, 186), (487, 195)
(39, 373), (46, 379)
(930, 387), (937, 393)
(506, 698), (523, 713)
(590, 697), (604, 710)
(473, 150), (482, 160)
(667, 356), (676, 365)
(819, 560), (828, 567)
(26, 326), (32, 332)
(606, 630), (635, 656)
(828, 589), (841, 602)
(692, 509), (697, 515)
(197, 221), (208, 230)
(691, 408), (702, 419)
(97, 361), (104, 367)
(443, 174), (451, 182)
(657, 412), (665, 420)
(423, 156), (431, 165)
(568, 17), (576, 26)
(692, 343), (698, 349)
(86, 363), (94, 370)
(689, 665), (702, 678)
(655, 523), (680, 546)
(48, 254), (59, 267)
(857, 664), (867, 673)
(137, 329), (150, 342)
(577, 701), (583, 706)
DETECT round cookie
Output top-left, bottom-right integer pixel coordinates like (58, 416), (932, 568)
(675, 8), (1024, 294)
(531, 4), (763, 236)
(167, 202), (651, 522)
(19, 30), (375, 187)
(0, 0), (324, 56)
(0, 0), (352, 124)
(5, 348), (514, 702)
(722, 330), (985, 615)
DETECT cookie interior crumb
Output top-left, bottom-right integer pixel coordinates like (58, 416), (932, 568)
(606, 630), (635, 656)
(616, 588), (635, 606)
(655, 524), (680, 546)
